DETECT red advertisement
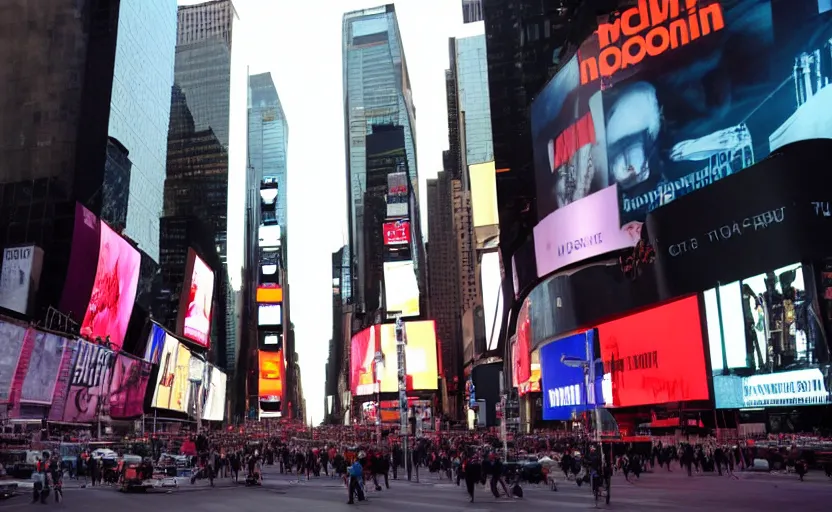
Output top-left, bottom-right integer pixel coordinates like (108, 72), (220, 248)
(596, 296), (709, 408)
(514, 300), (532, 394)
(80, 222), (141, 350)
(383, 220), (411, 245)
(350, 325), (378, 396)
(178, 249), (215, 348)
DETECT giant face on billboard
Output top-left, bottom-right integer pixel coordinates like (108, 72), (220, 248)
(383, 261), (420, 318)
(350, 326), (377, 396)
(532, 1), (832, 225)
(704, 262), (832, 408)
(596, 296), (709, 407)
(258, 350), (284, 402)
(152, 334), (180, 410)
(177, 249), (214, 348)
(379, 321), (439, 392)
(540, 331), (605, 420)
(80, 222), (141, 350)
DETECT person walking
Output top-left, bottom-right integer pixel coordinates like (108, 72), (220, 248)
(347, 453), (366, 504)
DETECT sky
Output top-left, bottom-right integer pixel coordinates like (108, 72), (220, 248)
(180, 0), (464, 425)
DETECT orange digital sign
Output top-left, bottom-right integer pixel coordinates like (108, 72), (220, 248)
(256, 285), (283, 304)
(579, 0), (725, 85)
(378, 320), (439, 392)
(258, 350), (284, 400)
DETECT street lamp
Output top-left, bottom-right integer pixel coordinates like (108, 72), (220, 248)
(373, 351), (385, 445)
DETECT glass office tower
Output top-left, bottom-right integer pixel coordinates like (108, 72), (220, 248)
(342, 4), (418, 312)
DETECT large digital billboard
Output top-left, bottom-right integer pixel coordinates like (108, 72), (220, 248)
(704, 262), (832, 408)
(256, 284), (283, 303)
(108, 353), (152, 419)
(60, 203), (101, 324)
(177, 249), (214, 348)
(202, 365), (226, 421)
(596, 296), (709, 407)
(383, 260), (420, 318)
(258, 350), (284, 403)
(480, 252), (504, 351)
(258, 304), (282, 326)
(379, 321), (439, 392)
(18, 331), (67, 406)
(350, 325), (377, 396)
(0, 245), (44, 315)
(540, 331), (604, 421)
(383, 220), (411, 245)
(152, 334), (180, 411)
(62, 341), (115, 423)
(80, 222), (141, 350)
(531, 1), (832, 225)
(144, 323), (166, 364)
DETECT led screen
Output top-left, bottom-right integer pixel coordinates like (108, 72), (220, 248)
(62, 341), (115, 423)
(350, 325), (377, 396)
(202, 365), (226, 421)
(152, 334), (180, 410)
(260, 188), (277, 204)
(259, 224), (281, 247)
(60, 203), (101, 322)
(540, 331), (604, 421)
(263, 334), (280, 346)
(480, 252), (503, 351)
(256, 285), (283, 303)
(258, 304), (282, 326)
(177, 249), (214, 348)
(80, 222), (141, 350)
(379, 321), (439, 392)
(258, 350), (284, 402)
(531, 0), (832, 225)
(18, 331), (66, 406)
(144, 323), (166, 364)
(705, 263), (832, 408)
(383, 260), (420, 318)
(383, 220), (411, 245)
(169, 342), (192, 413)
(108, 353), (152, 419)
(596, 296), (709, 407)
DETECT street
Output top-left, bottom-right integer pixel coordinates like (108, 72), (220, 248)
(1, 465), (830, 512)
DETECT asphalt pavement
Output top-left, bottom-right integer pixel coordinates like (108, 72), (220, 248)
(1, 464), (830, 511)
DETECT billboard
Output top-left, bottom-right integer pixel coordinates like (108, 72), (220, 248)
(704, 262), (832, 408)
(258, 350), (284, 402)
(259, 224), (281, 247)
(350, 325), (377, 396)
(62, 341), (115, 423)
(379, 320), (439, 392)
(531, 0), (832, 225)
(202, 365), (226, 421)
(169, 342), (192, 413)
(108, 353), (152, 419)
(177, 249), (214, 348)
(0, 322), (28, 403)
(258, 304), (282, 326)
(540, 331), (604, 421)
(514, 300), (532, 395)
(383, 220), (411, 245)
(597, 296), (709, 407)
(533, 185), (641, 278)
(80, 222), (141, 350)
(383, 260), (420, 318)
(152, 334), (180, 410)
(387, 171), (408, 218)
(0, 245), (44, 315)
(144, 323), (166, 364)
(480, 252), (504, 351)
(60, 203), (101, 322)
(19, 331), (67, 405)
(46, 338), (78, 422)
(256, 284), (283, 303)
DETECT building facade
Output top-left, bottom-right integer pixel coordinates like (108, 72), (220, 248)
(462, 0), (484, 23)
(342, 5), (419, 316)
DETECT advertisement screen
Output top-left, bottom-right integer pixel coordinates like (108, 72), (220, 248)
(379, 321), (439, 392)
(480, 252), (504, 351)
(202, 365), (226, 421)
(169, 343), (192, 413)
(387, 171), (408, 218)
(46, 339), (78, 422)
(60, 203), (101, 321)
(514, 301), (532, 394)
(108, 353), (152, 419)
(19, 331), (67, 405)
(383, 260), (420, 318)
(533, 185), (641, 278)
(596, 296), (709, 407)
(62, 341), (115, 423)
(256, 285), (283, 303)
(540, 331), (604, 420)
(0, 245), (42, 315)
(532, 1), (832, 225)
(80, 222), (141, 350)
(383, 220), (411, 245)
(152, 334), (180, 410)
(705, 263), (832, 408)
(144, 323), (166, 364)
(258, 350), (284, 402)
(258, 304), (282, 326)
(177, 249), (214, 348)
(350, 326), (377, 396)
(263, 333), (281, 347)
(259, 224), (281, 247)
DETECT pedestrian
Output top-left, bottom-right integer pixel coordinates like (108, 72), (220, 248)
(463, 454), (482, 503)
(347, 452), (366, 504)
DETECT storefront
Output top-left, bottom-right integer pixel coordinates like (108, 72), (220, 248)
(647, 139), (832, 429)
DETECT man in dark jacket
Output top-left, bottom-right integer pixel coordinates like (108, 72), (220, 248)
(463, 455), (483, 503)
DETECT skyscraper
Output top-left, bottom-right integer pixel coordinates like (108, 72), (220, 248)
(462, 0), (484, 23)
(163, 0), (245, 377)
(342, 5), (422, 320)
(0, 0), (177, 315)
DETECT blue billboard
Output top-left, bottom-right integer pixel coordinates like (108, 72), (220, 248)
(540, 331), (604, 421)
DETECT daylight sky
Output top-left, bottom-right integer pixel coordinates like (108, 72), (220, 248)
(179, 0), (463, 425)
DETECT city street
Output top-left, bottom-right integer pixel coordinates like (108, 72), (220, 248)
(1, 465), (831, 512)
